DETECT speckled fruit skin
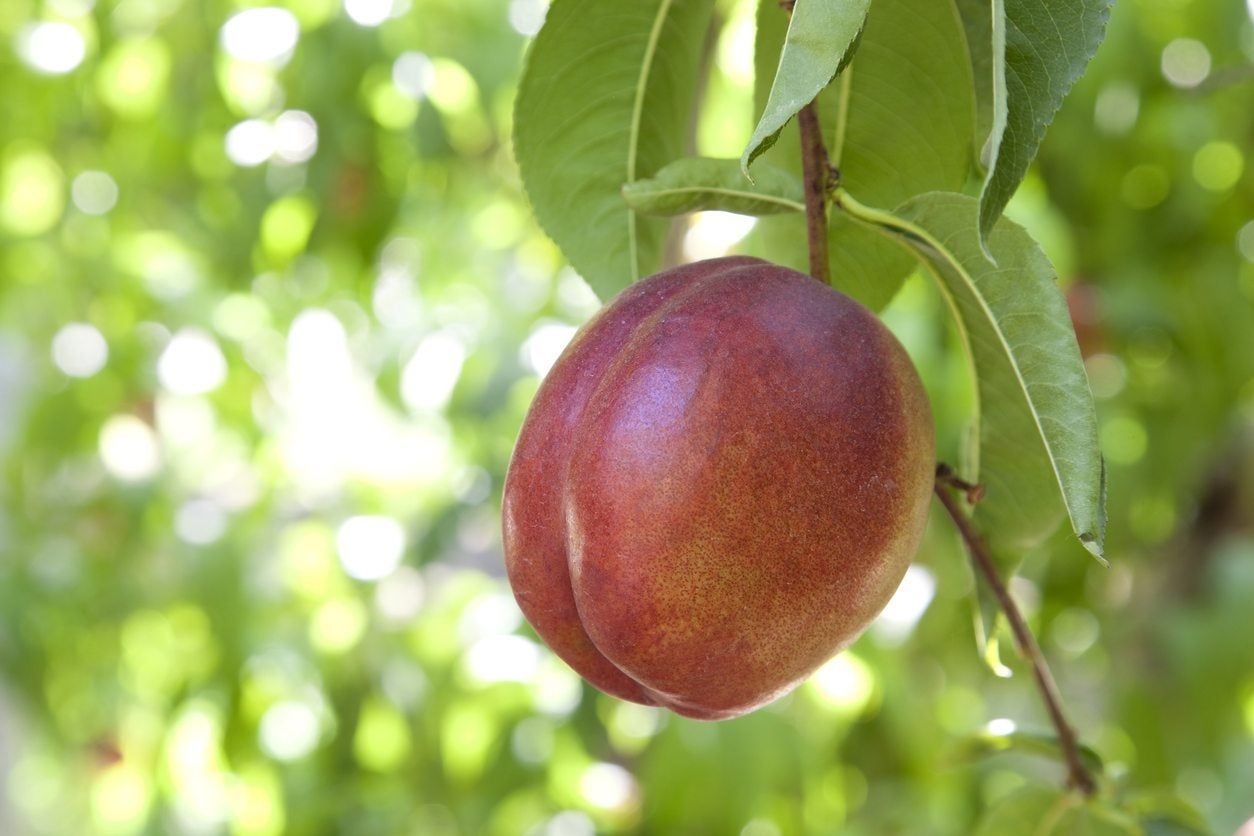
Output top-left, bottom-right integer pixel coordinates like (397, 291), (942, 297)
(502, 256), (934, 720)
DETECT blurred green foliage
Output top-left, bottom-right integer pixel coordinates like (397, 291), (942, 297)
(0, 0), (1252, 834)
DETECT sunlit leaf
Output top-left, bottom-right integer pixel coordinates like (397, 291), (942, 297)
(514, 0), (717, 299)
(741, 0), (871, 175)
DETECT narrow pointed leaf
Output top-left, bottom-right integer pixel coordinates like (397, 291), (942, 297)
(1124, 792), (1212, 836)
(741, 0), (872, 175)
(977, 786), (1140, 836)
(959, 728), (1104, 777)
(622, 157), (804, 216)
(844, 190), (1105, 561)
(979, 0), (1113, 240)
(514, 0), (716, 299)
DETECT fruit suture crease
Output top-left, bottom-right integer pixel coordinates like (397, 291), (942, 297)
(502, 257), (934, 720)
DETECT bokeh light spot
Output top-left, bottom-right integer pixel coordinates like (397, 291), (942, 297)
(374, 565), (426, 623)
(96, 38), (171, 117)
(1093, 83), (1138, 135)
(1, 146), (66, 236)
(508, 0), (547, 36)
(986, 717), (1017, 736)
(511, 717), (555, 764)
(261, 195), (317, 262)
(367, 81), (419, 129)
(520, 322), (577, 377)
(353, 698), (411, 771)
(871, 565), (936, 644)
(1084, 353), (1127, 399)
(175, 499), (229, 545)
(259, 701), (321, 761)
(158, 329), (228, 395)
(219, 8), (300, 65)
(464, 635), (541, 684)
(226, 119), (276, 168)
(274, 111), (319, 163)
(1192, 141), (1244, 192)
(309, 597), (368, 654)
(427, 59), (478, 114)
(809, 652), (875, 715)
(1049, 608), (1100, 657)
(71, 170), (119, 215)
(91, 763), (152, 831)
(99, 414), (161, 481)
(401, 331), (466, 412)
(393, 51), (434, 100)
(1161, 38), (1210, 88)
(683, 211), (757, 261)
(51, 322), (108, 378)
(1101, 414), (1148, 465)
(579, 762), (637, 812)
(344, 0), (396, 27)
(17, 22), (87, 75)
(1238, 220), (1254, 262)
(336, 515), (406, 581)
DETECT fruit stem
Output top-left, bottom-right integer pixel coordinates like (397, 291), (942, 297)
(933, 467), (1098, 797)
(779, 0), (830, 285)
(796, 102), (831, 286)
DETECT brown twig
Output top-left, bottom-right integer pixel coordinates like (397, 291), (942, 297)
(796, 103), (830, 284)
(934, 465), (1098, 797)
(778, 0), (828, 284)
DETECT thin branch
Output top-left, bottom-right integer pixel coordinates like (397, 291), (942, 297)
(934, 465), (1098, 797)
(796, 103), (830, 284)
(778, 0), (828, 284)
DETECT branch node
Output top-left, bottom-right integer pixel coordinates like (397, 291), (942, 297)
(826, 165), (841, 193)
(936, 463), (986, 505)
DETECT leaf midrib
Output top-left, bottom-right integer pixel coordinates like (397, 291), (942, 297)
(835, 190), (1088, 544)
(626, 0), (677, 281)
(628, 185), (805, 212)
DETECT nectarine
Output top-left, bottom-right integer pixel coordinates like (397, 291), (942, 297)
(502, 256), (934, 719)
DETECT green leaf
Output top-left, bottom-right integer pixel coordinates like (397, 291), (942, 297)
(954, 0), (996, 168)
(741, 0), (871, 175)
(959, 728), (1104, 778)
(1123, 791), (1213, 836)
(1057, 805), (1144, 835)
(977, 786), (1142, 836)
(977, 786), (1074, 836)
(622, 157), (804, 216)
(514, 0), (716, 299)
(747, 0), (976, 310)
(979, 0), (1113, 241)
(838, 190), (1105, 561)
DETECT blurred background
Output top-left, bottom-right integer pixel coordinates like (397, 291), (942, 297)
(0, 0), (1252, 833)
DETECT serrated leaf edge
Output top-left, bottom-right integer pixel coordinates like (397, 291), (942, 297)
(834, 188), (1104, 560)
